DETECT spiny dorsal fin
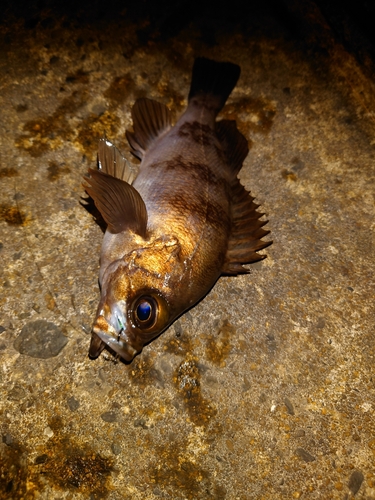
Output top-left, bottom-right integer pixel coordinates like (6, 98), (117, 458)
(216, 120), (248, 176)
(83, 168), (147, 236)
(222, 181), (272, 275)
(98, 138), (138, 185)
(126, 98), (173, 160)
(216, 119), (271, 274)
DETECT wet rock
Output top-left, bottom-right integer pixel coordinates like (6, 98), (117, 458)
(13, 320), (68, 358)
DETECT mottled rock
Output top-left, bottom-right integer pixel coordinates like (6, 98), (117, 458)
(13, 320), (68, 358)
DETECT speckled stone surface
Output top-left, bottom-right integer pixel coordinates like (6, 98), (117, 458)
(1, 2), (374, 499)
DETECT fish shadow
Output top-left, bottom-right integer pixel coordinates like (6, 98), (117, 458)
(80, 195), (107, 233)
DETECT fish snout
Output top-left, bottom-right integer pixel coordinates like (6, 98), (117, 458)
(91, 314), (140, 361)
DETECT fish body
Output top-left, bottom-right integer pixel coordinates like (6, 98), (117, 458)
(84, 58), (271, 362)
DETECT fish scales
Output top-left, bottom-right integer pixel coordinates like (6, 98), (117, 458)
(83, 57), (272, 362)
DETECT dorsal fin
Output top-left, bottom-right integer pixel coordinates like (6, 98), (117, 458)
(216, 120), (248, 176)
(98, 138), (138, 184)
(216, 119), (271, 274)
(125, 98), (173, 160)
(83, 168), (148, 236)
(223, 182), (272, 275)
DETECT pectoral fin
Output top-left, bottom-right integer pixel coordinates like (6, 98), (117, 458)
(83, 168), (148, 237)
(126, 98), (173, 160)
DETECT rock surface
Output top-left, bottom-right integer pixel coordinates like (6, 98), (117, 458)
(0, 1), (374, 499)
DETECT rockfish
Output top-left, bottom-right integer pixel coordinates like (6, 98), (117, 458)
(84, 57), (271, 362)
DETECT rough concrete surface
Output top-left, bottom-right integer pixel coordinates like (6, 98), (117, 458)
(0, 1), (374, 498)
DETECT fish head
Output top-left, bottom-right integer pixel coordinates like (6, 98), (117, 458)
(90, 236), (183, 361)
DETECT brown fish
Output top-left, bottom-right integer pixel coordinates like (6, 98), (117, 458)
(83, 57), (271, 362)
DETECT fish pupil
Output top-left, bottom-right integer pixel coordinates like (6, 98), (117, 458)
(137, 300), (152, 321)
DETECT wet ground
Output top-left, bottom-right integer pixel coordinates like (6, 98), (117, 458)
(0, 1), (374, 498)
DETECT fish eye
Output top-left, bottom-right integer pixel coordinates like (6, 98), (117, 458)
(133, 296), (157, 329)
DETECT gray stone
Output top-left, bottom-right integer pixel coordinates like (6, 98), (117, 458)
(13, 320), (68, 358)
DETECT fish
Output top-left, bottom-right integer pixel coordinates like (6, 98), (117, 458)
(83, 57), (271, 362)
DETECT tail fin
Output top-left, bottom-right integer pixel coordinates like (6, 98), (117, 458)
(188, 57), (240, 114)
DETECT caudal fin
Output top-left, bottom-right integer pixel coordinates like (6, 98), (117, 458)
(188, 57), (240, 114)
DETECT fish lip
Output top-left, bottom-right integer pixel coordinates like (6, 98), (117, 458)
(88, 332), (106, 359)
(94, 329), (139, 361)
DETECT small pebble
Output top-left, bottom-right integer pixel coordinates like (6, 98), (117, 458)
(44, 426), (54, 438)
(2, 433), (13, 446)
(348, 470), (364, 495)
(34, 454), (48, 464)
(67, 396), (80, 411)
(100, 411), (117, 423)
(295, 448), (315, 462)
(111, 442), (121, 455)
(284, 397), (295, 415)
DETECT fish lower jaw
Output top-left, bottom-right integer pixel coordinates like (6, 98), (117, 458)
(93, 329), (139, 361)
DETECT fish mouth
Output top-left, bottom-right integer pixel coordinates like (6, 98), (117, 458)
(92, 329), (139, 361)
(88, 332), (107, 359)
(90, 314), (139, 361)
